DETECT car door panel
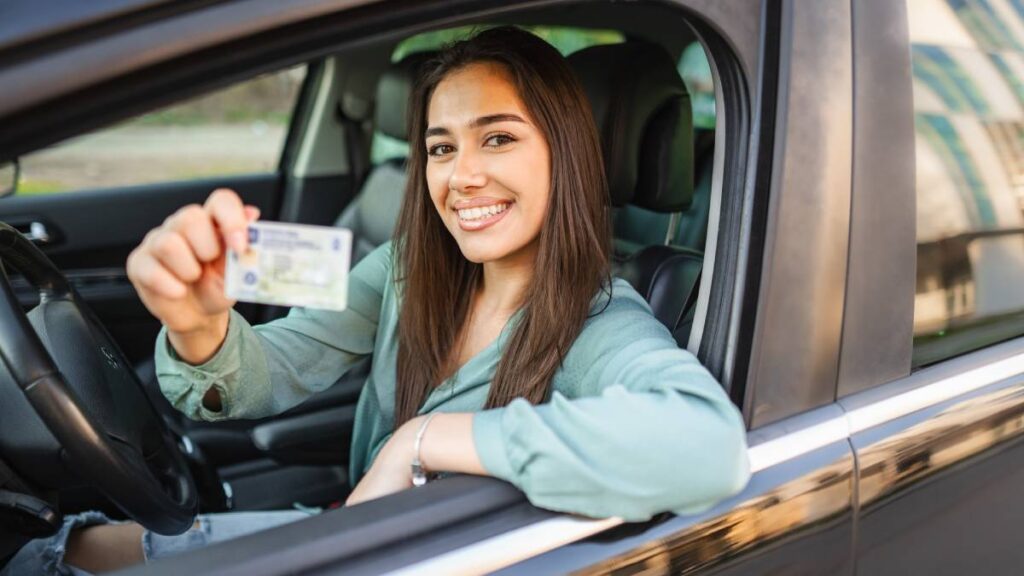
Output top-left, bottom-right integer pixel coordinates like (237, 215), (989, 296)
(844, 339), (1024, 575)
(487, 406), (856, 575)
(855, 438), (1024, 576)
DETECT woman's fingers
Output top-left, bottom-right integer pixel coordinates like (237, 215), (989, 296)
(166, 204), (221, 263)
(127, 247), (187, 300)
(147, 230), (203, 283)
(129, 190), (255, 305)
(205, 188), (249, 253)
(126, 188), (257, 335)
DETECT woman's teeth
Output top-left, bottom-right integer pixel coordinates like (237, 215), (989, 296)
(457, 203), (509, 221)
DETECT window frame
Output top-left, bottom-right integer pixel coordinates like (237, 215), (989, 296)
(834, 0), (917, 399)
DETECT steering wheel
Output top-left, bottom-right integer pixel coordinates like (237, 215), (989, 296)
(0, 222), (197, 535)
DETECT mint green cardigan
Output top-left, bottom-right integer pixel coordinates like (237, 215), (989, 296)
(154, 242), (749, 522)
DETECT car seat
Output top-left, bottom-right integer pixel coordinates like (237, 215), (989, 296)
(568, 41), (704, 346)
(335, 51), (436, 265)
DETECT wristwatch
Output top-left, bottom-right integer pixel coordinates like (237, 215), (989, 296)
(411, 413), (437, 487)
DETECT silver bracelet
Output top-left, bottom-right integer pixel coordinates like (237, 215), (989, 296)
(411, 413), (437, 487)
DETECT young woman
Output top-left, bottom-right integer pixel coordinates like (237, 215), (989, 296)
(3, 26), (749, 575)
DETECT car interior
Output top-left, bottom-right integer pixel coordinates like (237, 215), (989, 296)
(0, 1), (725, 566)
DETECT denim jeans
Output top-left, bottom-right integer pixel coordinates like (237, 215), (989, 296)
(1, 508), (316, 575)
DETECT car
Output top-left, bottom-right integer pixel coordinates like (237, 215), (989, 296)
(1, 0), (1023, 574)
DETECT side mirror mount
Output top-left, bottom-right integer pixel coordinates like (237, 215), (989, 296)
(0, 160), (19, 199)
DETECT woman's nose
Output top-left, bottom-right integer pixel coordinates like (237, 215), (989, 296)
(448, 147), (487, 192)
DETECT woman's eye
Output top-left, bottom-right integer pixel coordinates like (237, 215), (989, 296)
(428, 144), (455, 156)
(484, 133), (515, 148)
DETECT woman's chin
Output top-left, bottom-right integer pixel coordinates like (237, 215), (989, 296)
(455, 239), (515, 264)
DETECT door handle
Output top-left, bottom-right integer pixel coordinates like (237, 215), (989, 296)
(20, 222), (51, 245)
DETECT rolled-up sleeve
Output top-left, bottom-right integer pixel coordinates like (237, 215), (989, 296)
(154, 241), (392, 421)
(472, 283), (750, 522)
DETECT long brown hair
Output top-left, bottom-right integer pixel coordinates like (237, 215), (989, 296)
(393, 26), (611, 428)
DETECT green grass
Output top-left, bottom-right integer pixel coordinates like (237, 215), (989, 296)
(16, 178), (68, 196)
(11, 166), (270, 197)
(128, 109), (291, 127)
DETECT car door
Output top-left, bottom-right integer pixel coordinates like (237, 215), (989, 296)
(506, 2), (1024, 575)
(843, 1), (1024, 574)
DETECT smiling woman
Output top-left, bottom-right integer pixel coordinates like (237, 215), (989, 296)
(395, 31), (608, 430)
(2, 26), (749, 575)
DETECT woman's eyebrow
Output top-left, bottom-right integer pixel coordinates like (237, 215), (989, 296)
(425, 113), (526, 139)
(469, 113), (526, 128)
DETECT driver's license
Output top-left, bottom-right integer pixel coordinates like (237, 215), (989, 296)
(224, 221), (352, 311)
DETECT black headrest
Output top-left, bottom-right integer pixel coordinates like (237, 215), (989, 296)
(376, 51), (437, 141)
(568, 42), (694, 212)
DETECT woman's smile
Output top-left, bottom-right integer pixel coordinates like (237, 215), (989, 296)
(454, 199), (514, 231)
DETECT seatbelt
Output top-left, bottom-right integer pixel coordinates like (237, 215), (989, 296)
(674, 268), (702, 334)
(336, 102), (371, 194)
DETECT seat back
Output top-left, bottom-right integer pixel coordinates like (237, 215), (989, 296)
(568, 41), (704, 345)
(335, 51), (435, 264)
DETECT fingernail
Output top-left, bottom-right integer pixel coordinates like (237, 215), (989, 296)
(230, 231), (247, 253)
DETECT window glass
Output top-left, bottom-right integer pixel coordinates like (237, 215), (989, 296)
(908, 0), (1024, 366)
(370, 26), (625, 164)
(17, 65), (307, 195)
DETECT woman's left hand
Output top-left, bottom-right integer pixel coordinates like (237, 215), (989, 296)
(344, 416), (425, 507)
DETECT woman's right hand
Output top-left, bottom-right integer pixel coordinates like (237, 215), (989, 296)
(126, 188), (259, 364)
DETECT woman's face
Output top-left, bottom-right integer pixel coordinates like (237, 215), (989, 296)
(425, 62), (551, 265)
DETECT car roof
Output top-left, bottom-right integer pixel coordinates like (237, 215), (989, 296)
(0, 0), (180, 53)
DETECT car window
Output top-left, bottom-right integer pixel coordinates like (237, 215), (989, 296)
(907, 0), (1024, 367)
(370, 26), (625, 164)
(16, 64), (307, 195)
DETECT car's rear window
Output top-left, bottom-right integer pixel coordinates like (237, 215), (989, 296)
(371, 26), (625, 164)
(907, 0), (1024, 367)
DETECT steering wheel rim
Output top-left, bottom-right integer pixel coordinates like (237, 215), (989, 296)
(0, 222), (197, 535)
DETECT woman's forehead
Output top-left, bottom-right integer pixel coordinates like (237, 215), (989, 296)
(427, 62), (529, 128)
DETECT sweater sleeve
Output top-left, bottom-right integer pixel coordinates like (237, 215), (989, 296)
(153, 241), (392, 421)
(471, 281), (750, 522)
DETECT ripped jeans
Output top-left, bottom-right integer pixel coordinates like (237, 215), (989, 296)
(1, 508), (316, 575)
